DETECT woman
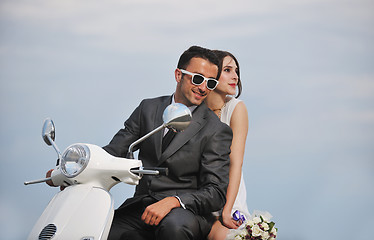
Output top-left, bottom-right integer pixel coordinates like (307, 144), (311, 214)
(205, 50), (250, 240)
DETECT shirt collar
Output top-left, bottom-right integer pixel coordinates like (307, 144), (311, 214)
(172, 94), (197, 113)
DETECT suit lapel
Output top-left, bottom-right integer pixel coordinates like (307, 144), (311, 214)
(158, 102), (208, 166)
(153, 96), (173, 160)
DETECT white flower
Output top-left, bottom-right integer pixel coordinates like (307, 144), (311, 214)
(239, 229), (247, 237)
(261, 222), (270, 231)
(269, 238), (276, 240)
(271, 227), (277, 234)
(251, 225), (263, 237)
(262, 231), (270, 239)
(253, 216), (262, 224)
(246, 220), (254, 227)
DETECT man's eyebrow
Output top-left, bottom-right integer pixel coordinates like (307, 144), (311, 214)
(200, 72), (217, 79)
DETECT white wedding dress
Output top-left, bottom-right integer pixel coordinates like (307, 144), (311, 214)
(220, 97), (250, 220)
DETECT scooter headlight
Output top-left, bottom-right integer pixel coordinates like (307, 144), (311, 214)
(60, 144), (90, 178)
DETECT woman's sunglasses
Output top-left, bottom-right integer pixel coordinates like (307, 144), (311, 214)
(179, 69), (219, 90)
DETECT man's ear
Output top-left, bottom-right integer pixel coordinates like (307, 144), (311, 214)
(175, 68), (182, 83)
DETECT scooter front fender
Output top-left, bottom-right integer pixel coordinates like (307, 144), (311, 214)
(28, 184), (114, 240)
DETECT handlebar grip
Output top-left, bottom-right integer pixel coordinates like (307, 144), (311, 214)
(130, 167), (169, 176)
(143, 167), (169, 176)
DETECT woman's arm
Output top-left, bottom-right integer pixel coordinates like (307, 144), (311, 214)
(222, 101), (248, 229)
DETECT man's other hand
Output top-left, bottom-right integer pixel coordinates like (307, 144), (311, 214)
(141, 197), (180, 226)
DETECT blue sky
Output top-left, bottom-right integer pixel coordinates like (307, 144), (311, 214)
(1, 0), (373, 239)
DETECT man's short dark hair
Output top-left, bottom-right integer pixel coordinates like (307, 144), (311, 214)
(177, 46), (221, 79)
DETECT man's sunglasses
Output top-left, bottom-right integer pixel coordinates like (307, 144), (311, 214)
(179, 69), (219, 90)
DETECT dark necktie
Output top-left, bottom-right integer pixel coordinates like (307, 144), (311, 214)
(162, 129), (176, 152)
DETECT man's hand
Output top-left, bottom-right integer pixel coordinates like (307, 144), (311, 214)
(141, 197), (180, 226)
(45, 169), (65, 191)
(45, 169), (55, 187)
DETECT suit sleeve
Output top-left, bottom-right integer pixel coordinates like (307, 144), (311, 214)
(178, 124), (232, 215)
(102, 101), (144, 157)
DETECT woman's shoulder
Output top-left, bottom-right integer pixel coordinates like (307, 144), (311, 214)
(225, 96), (242, 105)
(226, 97), (247, 123)
(225, 97), (245, 113)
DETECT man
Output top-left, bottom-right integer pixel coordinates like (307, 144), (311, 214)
(105, 46), (233, 240)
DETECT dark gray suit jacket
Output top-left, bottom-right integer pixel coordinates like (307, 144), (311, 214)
(103, 95), (232, 216)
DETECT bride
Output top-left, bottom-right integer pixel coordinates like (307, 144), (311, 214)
(205, 50), (250, 240)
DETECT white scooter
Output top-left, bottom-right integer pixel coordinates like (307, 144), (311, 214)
(25, 103), (192, 240)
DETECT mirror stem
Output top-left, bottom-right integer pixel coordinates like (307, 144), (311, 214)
(47, 135), (62, 160)
(127, 124), (165, 159)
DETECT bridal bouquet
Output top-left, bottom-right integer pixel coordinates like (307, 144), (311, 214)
(225, 211), (277, 240)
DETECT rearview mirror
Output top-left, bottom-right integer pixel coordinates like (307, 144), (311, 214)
(41, 118), (62, 159)
(42, 118), (55, 146)
(162, 103), (192, 132)
(127, 103), (192, 158)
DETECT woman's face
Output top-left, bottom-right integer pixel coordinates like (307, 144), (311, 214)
(215, 56), (239, 96)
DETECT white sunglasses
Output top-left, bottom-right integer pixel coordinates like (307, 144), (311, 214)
(179, 69), (219, 90)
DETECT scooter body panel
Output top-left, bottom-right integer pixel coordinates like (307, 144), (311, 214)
(28, 184), (114, 240)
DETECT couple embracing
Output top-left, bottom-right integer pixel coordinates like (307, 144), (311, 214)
(105, 46), (249, 240)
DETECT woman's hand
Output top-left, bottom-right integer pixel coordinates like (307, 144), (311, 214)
(222, 209), (240, 229)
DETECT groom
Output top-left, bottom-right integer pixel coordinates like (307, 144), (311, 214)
(105, 46), (233, 240)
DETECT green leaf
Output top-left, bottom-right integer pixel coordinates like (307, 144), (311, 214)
(268, 221), (275, 232)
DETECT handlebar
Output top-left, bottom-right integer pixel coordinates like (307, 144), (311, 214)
(24, 177), (52, 185)
(25, 167), (168, 186)
(130, 167), (169, 176)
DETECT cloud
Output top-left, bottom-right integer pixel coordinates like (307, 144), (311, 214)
(3, 0), (372, 54)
